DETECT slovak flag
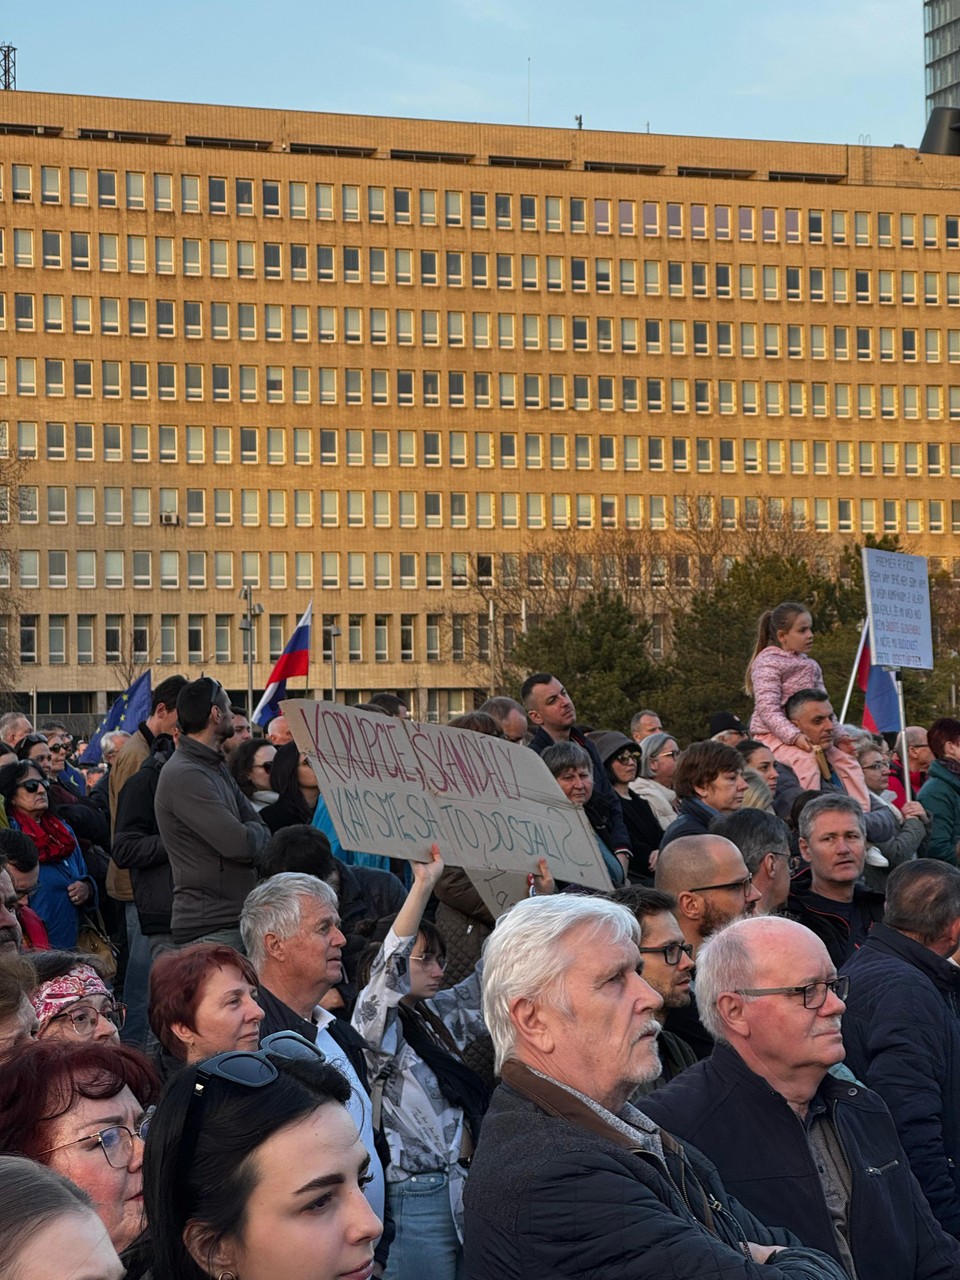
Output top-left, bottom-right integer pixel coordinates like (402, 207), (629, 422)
(252, 603), (312, 728)
(856, 627), (900, 734)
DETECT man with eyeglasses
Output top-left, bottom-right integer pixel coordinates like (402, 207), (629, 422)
(155, 677), (268, 950)
(612, 885), (698, 1091)
(654, 834), (761, 1059)
(841, 860), (960, 1242)
(642, 916), (960, 1280)
(788, 794), (884, 968)
(710, 808), (794, 915)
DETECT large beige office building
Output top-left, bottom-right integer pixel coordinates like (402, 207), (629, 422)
(1, 90), (959, 721)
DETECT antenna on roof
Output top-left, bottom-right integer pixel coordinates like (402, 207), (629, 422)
(0, 45), (16, 91)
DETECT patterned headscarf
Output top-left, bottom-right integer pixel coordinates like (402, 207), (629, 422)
(31, 963), (110, 1035)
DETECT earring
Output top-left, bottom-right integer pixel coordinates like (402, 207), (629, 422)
(217, 1273), (238, 1280)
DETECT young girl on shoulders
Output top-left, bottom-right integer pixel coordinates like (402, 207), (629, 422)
(746, 601), (869, 809)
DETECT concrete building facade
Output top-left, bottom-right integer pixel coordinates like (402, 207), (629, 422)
(1, 90), (960, 721)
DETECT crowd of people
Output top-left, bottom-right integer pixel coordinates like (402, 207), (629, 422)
(2, 599), (960, 1279)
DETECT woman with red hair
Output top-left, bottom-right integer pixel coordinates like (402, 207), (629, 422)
(0, 1039), (159, 1254)
(148, 942), (263, 1066)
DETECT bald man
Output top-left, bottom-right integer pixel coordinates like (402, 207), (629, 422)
(654, 834), (761, 1060)
(642, 916), (960, 1280)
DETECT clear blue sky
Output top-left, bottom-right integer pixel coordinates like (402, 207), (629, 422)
(6, 0), (926, 147)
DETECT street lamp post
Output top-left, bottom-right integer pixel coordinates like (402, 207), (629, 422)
(238, 585), (264, 722)
(326, 623), (341, 703)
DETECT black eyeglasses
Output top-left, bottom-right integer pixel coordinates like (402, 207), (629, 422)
(192, 1029), (326, 1099)
(637, 941), (694, 966)
(18, 777), (50, 794)
(736, 975), (850, 1010)
(688, 875), (753, 895)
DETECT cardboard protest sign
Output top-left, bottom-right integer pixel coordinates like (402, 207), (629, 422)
(861, 548), (933, 670)
(465, 867), (536, 919)
(283, 699), (613, 890)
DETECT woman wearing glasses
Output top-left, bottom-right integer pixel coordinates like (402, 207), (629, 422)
(260, 741), (321, 834)
(28, 953), (124, 1043)
(592, 731), (665, 881)
(0, 1155), (125, 1280)
(0, 1039), (159, 1255)
(227, 738), (278, 812)
(353, 846), (489, 1280)
(632, 732), (682, 838)
(855, 739), (929, 891)
(0, 761), (96, 948)
(141, 1032), (381, 1280)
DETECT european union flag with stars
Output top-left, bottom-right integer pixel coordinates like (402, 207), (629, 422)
(79, 671), (152, 765)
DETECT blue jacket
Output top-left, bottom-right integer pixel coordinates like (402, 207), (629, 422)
(918, 760), (960, 864)
(11, 817), (95, 948)
(841, 922), (960, 1239)
(464, 1064), (847, 1280)
(641, 1041), (960, 1280)
(660, 796), (716, 849)
(528, 725), (632, 857)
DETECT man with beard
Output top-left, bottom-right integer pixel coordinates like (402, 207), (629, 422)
(642, 916), (960, 1280)
(612, 886), (698, 1090)
(155, 677), (268, 950)
(654, 834), (761, 1058)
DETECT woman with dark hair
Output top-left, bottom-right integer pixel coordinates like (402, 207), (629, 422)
(919, 718), (960, 863)
(353, 847), (489, 1280)
(260, 741), (320, 834)
(227, 738), (277, 811)
(0, 1154), (124, 1280)
(0, 1039), (159, 1253)
(142, 1033), (381, 1280)
(148, 942), (263, 1066)
(28, 952), (124, 1043)
(0, 761), (94, 947)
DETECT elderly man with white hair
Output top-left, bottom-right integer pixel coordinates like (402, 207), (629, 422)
(240, 871), (390, 1270)
(641, 916), (960, 1280)
(463, 895), (848, 1280)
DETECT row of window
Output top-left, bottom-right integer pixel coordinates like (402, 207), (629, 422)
(13, 488), (960, 598)
(11, 420), (960, 476)
(14, 608), (484, 674)
(11, 356), (960, 417)
(10, 162), (959, 249)
(12, 228), (960, 303)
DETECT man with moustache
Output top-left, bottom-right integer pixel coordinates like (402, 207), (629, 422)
(155, 677), (268, 950)
(612, 885), (698, 1089)
(642, 916), (960, 1280)
(464, 895), (848, 1280)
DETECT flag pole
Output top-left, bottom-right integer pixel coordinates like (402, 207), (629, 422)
(839, 618), (869, 725)
(894, 671), (911, 803)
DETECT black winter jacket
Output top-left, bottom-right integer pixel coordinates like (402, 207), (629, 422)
(463, 1066), (848, 1280)
(841, 922), (960, 1239)
(787, 869), (884, 968)
(640, 1041), (960, 1280)
(660, 795), (716, 849)
(111, 736), (175, 935)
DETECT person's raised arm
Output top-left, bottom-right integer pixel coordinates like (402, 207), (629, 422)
(392, 843), (444, 939)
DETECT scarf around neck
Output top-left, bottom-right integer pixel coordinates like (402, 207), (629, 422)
(15, 808), (77, 863)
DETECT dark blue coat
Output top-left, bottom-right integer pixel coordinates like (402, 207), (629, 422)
(640, 1041), (960, 1280)
(659, 795), (716, 849)
(464, 1075), (848, 1280)
(841, 922), (960, 1239)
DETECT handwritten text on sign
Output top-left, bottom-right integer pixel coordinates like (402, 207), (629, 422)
(283, 699), (612, 890)
(861, 548), (934, 670)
